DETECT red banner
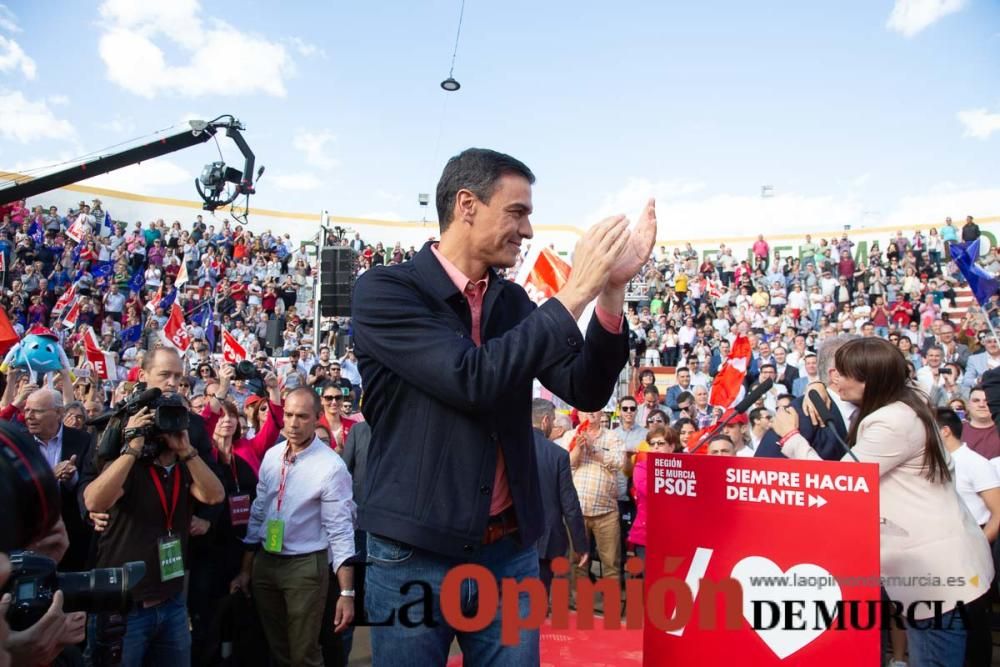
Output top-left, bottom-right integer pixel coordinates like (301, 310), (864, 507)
(221, 328), (246, 364)
(644, 454), (880, 665)
(709, 335), (750, 409)
(161, 303), (191, 351)
(82, 327), (115, 380)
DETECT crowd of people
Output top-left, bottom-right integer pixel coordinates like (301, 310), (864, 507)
(1, 182), (1000, 667)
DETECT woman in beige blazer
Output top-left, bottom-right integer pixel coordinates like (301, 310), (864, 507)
(773, 337), (993, 667)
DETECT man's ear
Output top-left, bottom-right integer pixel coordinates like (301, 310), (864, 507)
(455, 189), (478, 225)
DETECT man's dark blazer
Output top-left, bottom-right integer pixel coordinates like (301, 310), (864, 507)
(533, 429), (587, 560)
(352, 242), (628, 558)
(58, 425), (95, 571)
(776, 365), (800, 393)
(755, 394), (849, 461)
(342, 420), (371, 509)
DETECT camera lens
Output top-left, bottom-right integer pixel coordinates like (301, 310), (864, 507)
(58, 561), (146, 614)
(0, 421), (61, 553)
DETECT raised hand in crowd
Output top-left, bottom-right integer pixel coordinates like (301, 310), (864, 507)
(52, 454), (77, 483)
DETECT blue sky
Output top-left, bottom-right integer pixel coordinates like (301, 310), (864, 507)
(1, 0), (998, 239)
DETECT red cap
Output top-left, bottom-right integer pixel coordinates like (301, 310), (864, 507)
(244, 394), (266, 409)
(24, 325), (59, 341)
(728, 413), (749, 425)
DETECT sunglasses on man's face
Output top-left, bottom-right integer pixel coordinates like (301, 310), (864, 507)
(621, 406), (637, 412)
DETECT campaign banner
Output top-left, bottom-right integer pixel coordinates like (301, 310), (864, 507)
(644, 454), (880, 666)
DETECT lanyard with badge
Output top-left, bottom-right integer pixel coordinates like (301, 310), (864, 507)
(264, 449), (293, 553)
(227, 456), (251, 526)
(149, 467), (185, 582)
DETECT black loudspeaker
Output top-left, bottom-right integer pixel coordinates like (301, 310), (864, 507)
(265, 318), (284, 351)
(320, 247), (356, 318)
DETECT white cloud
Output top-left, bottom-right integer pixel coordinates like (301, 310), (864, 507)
(292, 129), (338, 170)
(289, 37), (326, 58)
(47, 94), (69, 106)
(588, 178), (707, 221)
(884, 183), (1000, 228)
(957, 108), (1000, 140)
(0, 91), (75, 143)
(0, 4), (21, 33)
(0, 35), (36, 79)
(79, 159), (191, 193)
(886, 0), (966, 38)
(273, 173), (323, 191)
(98, 114), (137, 136)
(584, 178), (1000, 242)
(97, 0), (295, 98)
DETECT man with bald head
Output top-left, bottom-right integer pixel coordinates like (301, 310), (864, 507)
(18, 388), (94, 571)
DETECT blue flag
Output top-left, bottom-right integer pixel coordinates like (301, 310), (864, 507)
(193, 302), (215, 351)
(31, 223), (44, 245)
(159, 288), (176, 310)
(121, 323), (143, 347)
(949, 240), (999, 306)
(70, 242), (82, 264)
(92, 261), (113, 279)
(103, 211), (114, 236)
(129, 270), (145, 293)
(205, 313), (216, 353)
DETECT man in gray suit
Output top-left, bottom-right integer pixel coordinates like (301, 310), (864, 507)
(964, 334), (1000, 389)
(531, 399), (588, 595)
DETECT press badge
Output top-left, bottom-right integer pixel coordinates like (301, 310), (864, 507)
(229, 494), (251, 526)
(157, 536), (185, 582)
(264, 518), (285, 553)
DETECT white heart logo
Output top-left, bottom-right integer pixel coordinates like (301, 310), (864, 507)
(729, 556), (842, 660)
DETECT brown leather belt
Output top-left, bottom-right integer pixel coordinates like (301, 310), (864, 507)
(483, 506), (518, 545)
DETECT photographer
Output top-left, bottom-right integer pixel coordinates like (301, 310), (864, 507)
(81, 348), (225, 666)
(1, 520), (88, 667)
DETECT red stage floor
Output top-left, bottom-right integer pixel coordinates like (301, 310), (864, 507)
(446, 614), (643, 666)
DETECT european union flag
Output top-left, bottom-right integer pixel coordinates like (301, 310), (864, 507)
(92, 261), (113, 279)
(103, 211), (114, 236)
(129, 270), (144, 293)
(949, 240), (999, 306)
(31, 223), (44, 245)
(159, 288), (176, 310)
(121, 324), (143, 347)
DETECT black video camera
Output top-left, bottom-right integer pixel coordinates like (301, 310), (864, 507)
(4, 551), (145, 630)
(93, 385), (190, 464)
(234, 360), (266, 398)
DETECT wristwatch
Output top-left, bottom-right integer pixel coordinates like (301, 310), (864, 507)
(339, 589), (356, 598)
(179, 449), (199, 463)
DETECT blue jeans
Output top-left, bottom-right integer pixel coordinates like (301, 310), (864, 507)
(906, 605), (966, 667)
(121, 593), (191, 667)
(366, 533), (540, 667)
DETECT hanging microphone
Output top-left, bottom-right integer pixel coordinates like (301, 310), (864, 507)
(690, 379), (774, 453)
(807, 389), (859, 462)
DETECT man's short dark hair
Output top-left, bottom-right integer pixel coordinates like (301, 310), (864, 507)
(758, 363), (776, 372)
(675, 391), (693, 406)
(531, 398), (555, 427)
(749, 407), (770, 427)
(935, 408), (963, 439)
(435, 148), (535, 233)
(643, 385), (660, 397)
(619, 396), (637, 407)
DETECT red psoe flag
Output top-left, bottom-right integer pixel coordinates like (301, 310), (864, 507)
(161, 303), (191, 351)
(525, 247), (572, 298)
(221, 328), (247, 364)
(709, 334), (751, 409)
